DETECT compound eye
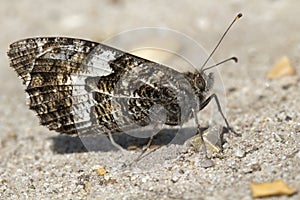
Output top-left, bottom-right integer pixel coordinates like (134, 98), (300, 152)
(195, 74), (206, 91)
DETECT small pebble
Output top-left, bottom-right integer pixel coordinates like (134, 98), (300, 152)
(96, 166), (107, 176)
(171, 176), (179, 183)
(235, 148), (246, 158)
(200, 159), (215, 168)
(272, 132), (284, 143)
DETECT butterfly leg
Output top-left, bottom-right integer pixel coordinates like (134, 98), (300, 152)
(200, 93), (240, 136)
(192, 109), (208, 158)
(193, 109), (217, 167)
(134, 123), (161, 162)
(107, 132), (126, 152)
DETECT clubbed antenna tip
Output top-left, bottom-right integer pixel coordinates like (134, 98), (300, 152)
(200, 12), (243, 70)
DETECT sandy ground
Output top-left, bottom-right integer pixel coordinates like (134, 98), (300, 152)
(0, 0), (299, 199)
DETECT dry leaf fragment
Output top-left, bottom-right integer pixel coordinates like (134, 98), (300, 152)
(149, 145), (161, 150)
(188, 131), (221, 156)
(250, 180), (297, 198)
(267, 56), (296, 79)
(127, 144), (138, 150)
(96, 166), (107, 176)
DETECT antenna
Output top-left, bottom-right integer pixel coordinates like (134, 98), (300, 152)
(203, 56), (238, 72)
(200, 13), (242, 70)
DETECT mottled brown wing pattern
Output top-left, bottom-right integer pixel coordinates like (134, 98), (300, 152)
(83, 53), (195, 134)
(7, 37), (206, 136)
(8, 37), (122, 134)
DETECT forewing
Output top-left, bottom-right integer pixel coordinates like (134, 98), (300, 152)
(7, 37), (125, 134)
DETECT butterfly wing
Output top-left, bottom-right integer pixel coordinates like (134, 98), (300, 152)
(8, 37), (198, 135)
(8, 37), (125, 134)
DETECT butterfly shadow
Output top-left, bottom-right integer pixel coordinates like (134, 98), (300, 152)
(50, 126), (211, 154)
